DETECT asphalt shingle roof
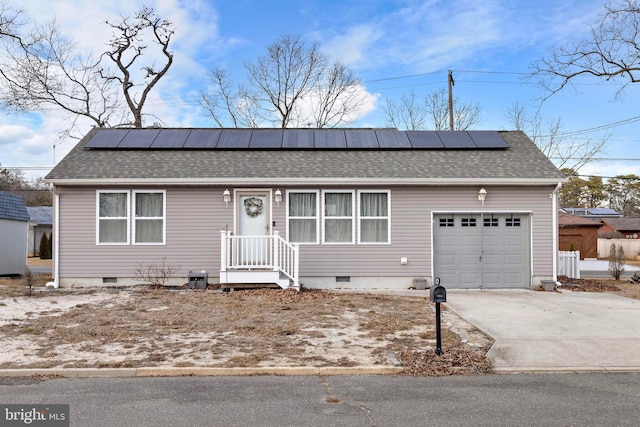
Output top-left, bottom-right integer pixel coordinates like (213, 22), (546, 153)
(26, 206), (53, 225)
(46, 128), (565, 184)
(0, 191), (30, 222)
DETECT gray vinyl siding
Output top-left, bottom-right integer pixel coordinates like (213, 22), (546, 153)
(57, 186), (229, 279)
(0, 218), (27, 275)
(56, 184), (556, 282)
(288, 185), (555, 279)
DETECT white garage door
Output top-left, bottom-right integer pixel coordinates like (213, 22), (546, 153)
(433, 213), (530, 289)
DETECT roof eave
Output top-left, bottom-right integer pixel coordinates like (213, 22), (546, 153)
(46, 177), (568, 187)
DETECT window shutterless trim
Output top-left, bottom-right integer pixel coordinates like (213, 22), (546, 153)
(322, 190), (355, 245)
(286, 190), (320, 244)
(96, 190), (130, 245)
(357, 190), (391, 244)
(132, 190), (166, 245)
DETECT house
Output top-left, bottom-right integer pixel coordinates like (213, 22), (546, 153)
(561, 207), (622, 220)
(27, 206), (53, 257)
(598, 217), (640, 239)
(44, 128), (566, 290)
(558, 212), (601, 259)
(0, 190), (30, 276)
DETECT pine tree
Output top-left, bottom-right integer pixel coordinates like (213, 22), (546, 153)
(39, 232), (51, 259)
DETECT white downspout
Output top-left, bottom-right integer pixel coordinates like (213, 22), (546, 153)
(45, 190), (59, 288)
(551, 182), (562, 282)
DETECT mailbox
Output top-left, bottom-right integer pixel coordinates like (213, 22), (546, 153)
(430, 278), (446, 303)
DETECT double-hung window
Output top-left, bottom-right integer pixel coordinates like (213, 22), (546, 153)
(323, 191), (355, 244)
(359, 191), (390, 244)
(97, 191), (129, 244)
(287, 191), (319, 243)
(133, 191), (165, 244)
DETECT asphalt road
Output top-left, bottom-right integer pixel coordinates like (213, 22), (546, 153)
(2, 374), (639, 426)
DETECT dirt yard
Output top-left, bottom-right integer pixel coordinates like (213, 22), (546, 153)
(0, 276), (492, 376)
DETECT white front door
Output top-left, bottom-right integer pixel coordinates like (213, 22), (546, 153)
(236, 191), (270, 265)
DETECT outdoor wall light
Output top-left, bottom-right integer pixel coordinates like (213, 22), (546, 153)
(223, 189), (231, 206)
(478, 187), (487, 205)
(274, 189), (283, 206)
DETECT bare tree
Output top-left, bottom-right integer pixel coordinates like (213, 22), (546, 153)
(0, 6), (174, 136)
(309, 62), (364, 128)
(505, 101), (607, 171)
(100, 6), (174, 128)
(533, 0), (640, 99)
(383, 90), (427, 130)
(201, 34), (366, 128)
(199, 68), (260, 128)
(383, 88), (481, 130)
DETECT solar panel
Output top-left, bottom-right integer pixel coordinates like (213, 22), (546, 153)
(250, 130), (283, 148)
(150, 129), (190, 148)
(217, 130), (251, 148)
(345, 130), (379, 148)
(467, 131), (508, 148)
(83, 128), (510, 151)
(405, 131), (444, 148)
(437, 131), (476, 148)
(118, 129), (160, 148)
(183, 129), (221, 148)
(376, 130), (411, 148)
(283, 129), (314, 148)
(85, 129), (130, 148)
(314, 129), (346, 148)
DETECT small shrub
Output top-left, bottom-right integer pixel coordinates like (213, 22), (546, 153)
(608, 243), (625, 281)
(22, 266), (34, 297)
(134, 257), (180, 287)
(569, 242), (576, 252)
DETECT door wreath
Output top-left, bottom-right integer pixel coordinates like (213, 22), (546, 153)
(244, 197), (263, 217)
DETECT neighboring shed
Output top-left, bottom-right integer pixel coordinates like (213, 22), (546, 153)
(0, 191), (30, 275)
(27, 206), (53, 257)
(558, 212), (601, 259)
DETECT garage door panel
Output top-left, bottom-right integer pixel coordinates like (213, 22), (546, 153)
(434, 213), (530, 289)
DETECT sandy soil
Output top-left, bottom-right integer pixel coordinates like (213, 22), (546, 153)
(0, 286), (493, 375)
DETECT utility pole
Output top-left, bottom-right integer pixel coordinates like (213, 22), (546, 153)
(448, 70), (454, 131)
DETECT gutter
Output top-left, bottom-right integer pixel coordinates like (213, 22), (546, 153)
(45, 190), (59, 289)
(551, 181), (562, 283)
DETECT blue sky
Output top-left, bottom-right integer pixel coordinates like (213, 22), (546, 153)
(1, 0), (638, 180)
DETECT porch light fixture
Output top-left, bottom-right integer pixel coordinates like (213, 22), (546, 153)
(223, 189), (231, 206)
(274, 189), (283, 206)
(478, 187), (487, 205)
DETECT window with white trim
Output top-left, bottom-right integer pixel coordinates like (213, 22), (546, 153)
(323, 191), (355, 244)
(133, 191), (165, 244)
(287, 191), (319, 243)
(97, 191), (129, 244)
(359, 191), (390, 243)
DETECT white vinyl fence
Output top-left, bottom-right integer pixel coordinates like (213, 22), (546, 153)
(558, 250), (580, 279)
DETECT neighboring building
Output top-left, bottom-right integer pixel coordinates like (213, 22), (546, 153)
(0, 191), (30, 276)
(558, 212), (601, 259)
(27, 206), (53, 257)
(561, 207), (622, 219)
(599, 218), (640, 239)
(45, 128), (566, 290)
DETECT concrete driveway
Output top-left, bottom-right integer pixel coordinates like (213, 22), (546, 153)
(445, 289), (640, 372)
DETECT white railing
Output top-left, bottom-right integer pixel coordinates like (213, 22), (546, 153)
(558, 250), (580, 279)
(220, 230), (299, 289)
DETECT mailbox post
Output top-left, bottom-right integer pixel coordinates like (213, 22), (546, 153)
(429, 278), (447, 356)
